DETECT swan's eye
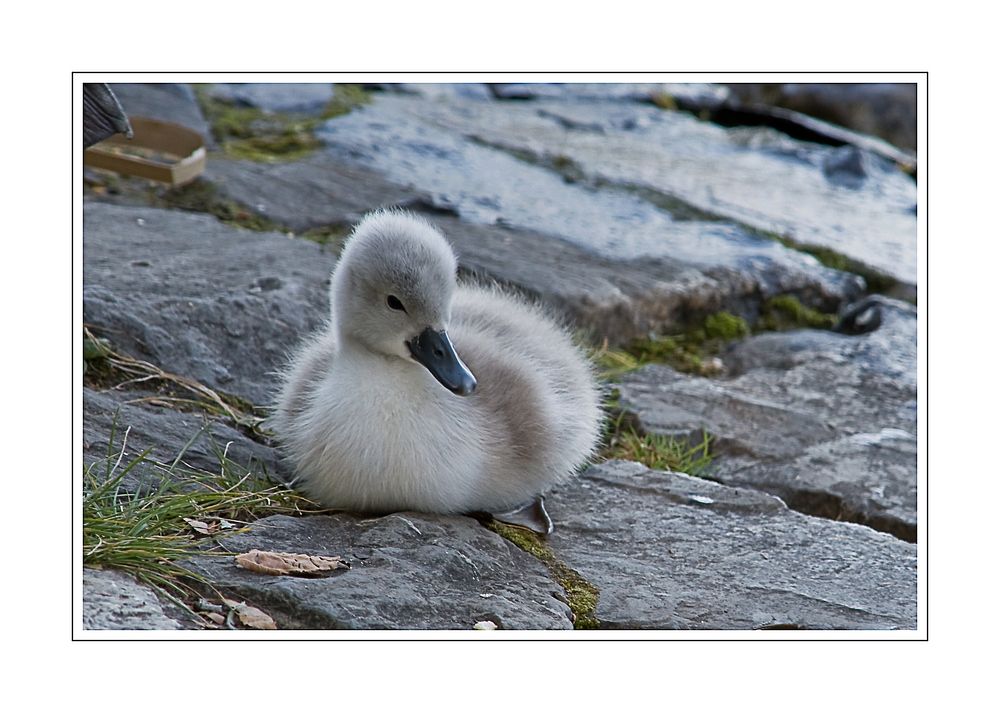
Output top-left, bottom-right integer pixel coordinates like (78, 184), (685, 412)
(387, 295), (406, 312)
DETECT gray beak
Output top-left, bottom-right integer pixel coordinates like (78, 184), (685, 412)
(407, 327), (477, 396)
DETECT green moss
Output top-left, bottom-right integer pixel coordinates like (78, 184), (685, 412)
(192, 84), (371, 165)
(210, 105), (264, 141)
(756, 294), (837, 332)
(319, 84), (372, 119)
(221, 131), (324, 163)
(300, 223), (354, 250)
(483, 520), (601, 629)
(155, 178), (290, 233)
(704, 311), (750, 340)
(600, 311), (747, 377)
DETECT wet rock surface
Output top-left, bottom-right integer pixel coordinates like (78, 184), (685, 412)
(317, 92), (916, 285)
(82, 82), (919, 631)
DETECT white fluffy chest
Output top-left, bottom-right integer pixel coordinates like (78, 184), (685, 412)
(293, 350), (486, 512)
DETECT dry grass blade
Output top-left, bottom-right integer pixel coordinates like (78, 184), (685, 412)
(83, 325), (265, 431)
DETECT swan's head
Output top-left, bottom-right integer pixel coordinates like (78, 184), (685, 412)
(330, 210), (477, 396)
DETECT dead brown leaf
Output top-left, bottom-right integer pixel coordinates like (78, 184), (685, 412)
(183, 517), (220, 536)
(203, 612), (227, 626)
(234, 549), (350, 577)
(222, 598), (276, 630)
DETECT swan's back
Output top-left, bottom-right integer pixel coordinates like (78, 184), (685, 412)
(448, 284), (602, 507)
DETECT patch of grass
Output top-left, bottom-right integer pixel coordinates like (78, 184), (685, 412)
(221, 130), (324, 163)
(601, 427), (715, 479)
(588, 339), (641, 381)
(84, 414), (325, 612)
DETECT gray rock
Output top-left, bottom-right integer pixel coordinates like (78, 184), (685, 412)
(83, 202), (338, 406)
(721, 429), (918, 542)
(206, 83), (335, 113)
(202, 157), (859, 347)
(616, 300), (917, 541)
(547, 460), (917, 629)
(371, 83), (495, 101)
(183, 512), (574, 629)
(202, 152), (423, 234)
(319, 93), (914, 286)
(726, 295), (917, 387)
(488, 83), (731, 105)
(83, 387), (288, 489)
(83, 568), (194, 630)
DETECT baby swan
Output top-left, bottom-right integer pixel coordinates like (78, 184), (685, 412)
(273, 210), (602, 532)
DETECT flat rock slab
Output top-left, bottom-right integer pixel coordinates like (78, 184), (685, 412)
(203, 153), (424, 234)
(318, 93), (916, 285)
(616, 299), (918, 541)
(183, 512), (574, 630)
(207, 154), (860, 344)
(83, 202), (339, 406)
(548, 460), (917, 629)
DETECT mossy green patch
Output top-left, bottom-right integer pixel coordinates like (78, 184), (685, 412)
(221, 130), (325, 163)
(300, 223), (354, 250)
(154, 178), (290, 233)
(704, 311), (750, 340)
(319, 84), (372, 119)
(598, 311), (748, 378)
(755, 294), (837, 332)
(588, 298), (842, 383)
(482, 520), (601, 629)
(192, 83), (371, 164)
